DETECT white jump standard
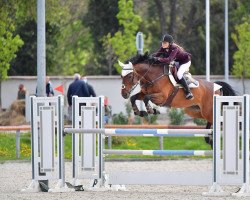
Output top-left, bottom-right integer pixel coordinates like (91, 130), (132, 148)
(23, 95), (250, 196)
(22, 96), (72, 192)
(203, 95), (250, 197)
(64, 95), (250, 196)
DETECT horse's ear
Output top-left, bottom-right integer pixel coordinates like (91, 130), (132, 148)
(118, 60), (124, 69)
(128, 62), (133, 68)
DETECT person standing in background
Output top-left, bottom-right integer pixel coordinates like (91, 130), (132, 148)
(67, 73), (90, 122)
(17, 84), (26, 100)
(46, 76), (54, 97)
(82, 76), (96, 97)
(104, 96), (112, 124)
(67, 73), (90, 107)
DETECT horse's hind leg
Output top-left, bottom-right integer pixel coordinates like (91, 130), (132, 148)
(200, 103), (214, 149)
(184, 106), (212, 148)
(204, 122), (213, 148)
(130, 92), (148, 117)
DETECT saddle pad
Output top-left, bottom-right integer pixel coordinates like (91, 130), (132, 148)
(169, 68), (199, 88)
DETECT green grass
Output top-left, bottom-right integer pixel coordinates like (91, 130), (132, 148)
(0, 132), (212, 161)
(0, 132), (31, 161)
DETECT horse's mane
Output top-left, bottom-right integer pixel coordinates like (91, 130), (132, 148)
(125, 52), (151, 65)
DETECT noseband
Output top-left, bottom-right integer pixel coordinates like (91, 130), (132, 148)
(122, 70), (139, 95)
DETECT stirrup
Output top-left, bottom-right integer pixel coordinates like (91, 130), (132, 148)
(185, 93), (194, 100)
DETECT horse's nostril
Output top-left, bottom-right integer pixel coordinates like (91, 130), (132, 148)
(121, 92), (129, 99)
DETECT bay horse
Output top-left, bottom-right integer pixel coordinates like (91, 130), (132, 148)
(119, 53), (236, 146)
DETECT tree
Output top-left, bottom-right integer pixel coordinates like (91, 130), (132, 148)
(84, 0), (119, 74)
(231, 18), (250, 93)
(0, 6), (23, 107)
(107, 0), (141, 73)
(154, 0), (167, 35)
(102, 34), (117, 75)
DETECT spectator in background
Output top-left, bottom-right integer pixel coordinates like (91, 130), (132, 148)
(35, 76), (54, 97)
(67, 73), (90, 106)
(104, 96), (112, 124)
(46, 76), (54, 97)
(17, 84), (26, 100)
(82, 76), (96, 97)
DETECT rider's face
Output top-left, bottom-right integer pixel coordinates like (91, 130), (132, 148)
(162, 41), (170, 49)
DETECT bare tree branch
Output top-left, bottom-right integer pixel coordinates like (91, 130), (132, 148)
(154, 0), (167, 35)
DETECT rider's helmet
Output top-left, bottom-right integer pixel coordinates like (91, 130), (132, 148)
(162, 34), (174, 45)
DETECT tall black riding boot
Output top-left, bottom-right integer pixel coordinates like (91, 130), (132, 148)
(179, 77), (194, 100)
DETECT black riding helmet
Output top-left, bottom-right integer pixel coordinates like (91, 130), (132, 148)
(162, 34), (174, 45)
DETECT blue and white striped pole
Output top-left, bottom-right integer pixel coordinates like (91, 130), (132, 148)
(103, 150), (212, 156)
(64, 128), (212, 137)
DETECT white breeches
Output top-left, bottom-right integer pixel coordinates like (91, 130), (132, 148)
(177, 61), (191, 80)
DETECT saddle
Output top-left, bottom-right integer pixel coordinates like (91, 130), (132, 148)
(168, 63), (199, 88)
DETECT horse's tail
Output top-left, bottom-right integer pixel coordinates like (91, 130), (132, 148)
(214, 81), (237, 96)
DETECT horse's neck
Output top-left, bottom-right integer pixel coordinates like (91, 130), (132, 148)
(136, 63), (173, 94)
(134, 63), (148, 74)
(135, 63), (166, 81)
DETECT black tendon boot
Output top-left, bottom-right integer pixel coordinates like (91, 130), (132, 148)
(179, 77), (194, 100)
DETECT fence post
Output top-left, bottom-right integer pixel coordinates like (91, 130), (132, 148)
(159, 136), (164, 150)
(108, 136), (112, 149)
(16, 129), (20, 158)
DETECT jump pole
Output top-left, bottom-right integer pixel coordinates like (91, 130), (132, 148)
(65, 128), (212, 137)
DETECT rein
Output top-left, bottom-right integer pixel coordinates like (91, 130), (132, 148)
(138, 61), (170, 88)
(122, 59), (171, 95)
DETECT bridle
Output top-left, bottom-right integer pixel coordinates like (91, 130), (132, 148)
(121, 69), (140, 95)
(122, 61), (170, 95)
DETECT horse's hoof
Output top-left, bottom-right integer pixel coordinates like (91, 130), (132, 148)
(209, 140), (213, 149)
(134, 111), (140, 116)
(204, 136), (210, 144)
(153, 109), (160, 115)
(147, 109), (154, 114)
(139, 111), (148, 117)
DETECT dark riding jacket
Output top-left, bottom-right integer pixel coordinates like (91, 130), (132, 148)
(155, 44), (191, 66)
(46, 82), (54, 97)
(67, 79), (90, 106)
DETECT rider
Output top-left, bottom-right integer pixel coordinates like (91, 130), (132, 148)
(152, 34), (194, 100)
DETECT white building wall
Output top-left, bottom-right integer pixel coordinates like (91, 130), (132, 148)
(1, 75), (249, 114)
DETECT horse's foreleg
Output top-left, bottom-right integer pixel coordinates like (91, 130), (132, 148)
(130, 92), (147, 117)
(144, 95), (160, 115)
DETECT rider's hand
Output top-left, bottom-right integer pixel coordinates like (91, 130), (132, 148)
(153, 57), (159, 62)
(169, 61), (175, 67)
(149, 55), (158, 62)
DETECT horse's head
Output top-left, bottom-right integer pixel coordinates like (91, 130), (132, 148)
(118, 52), (156, 99)
(118, 60), (138, 99)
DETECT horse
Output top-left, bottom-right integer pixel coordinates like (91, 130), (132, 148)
(118, 53), (237, 146)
